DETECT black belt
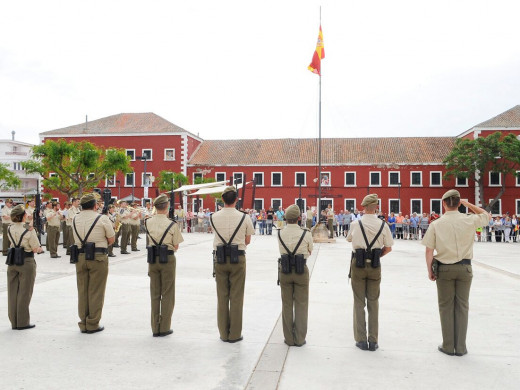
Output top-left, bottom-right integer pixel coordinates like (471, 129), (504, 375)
(24, 252), (34, 258)
(78, 248), (108, 254)
(155, 250), (175, 256)
(439, 259), (471, 266)
(233, 250), (246, 256)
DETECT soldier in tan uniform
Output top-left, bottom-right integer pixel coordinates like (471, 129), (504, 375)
(25, 198), (35, 229)
(6, 205), (43, 329)
(2, 198), (14, 256)
(210, 186), (254, 342)
(45, 202), (62, 258)
(305, 206), (314, 230)
(326, 204), (334, 238)
(174, 205), (185, 232)
(144, 194), (184, 337)
(66, 198), (80, 255)
(277, 204), (313, 347)
(422, 189), (491, 356)
(72, 193), (115, 333)
(347, 194), (393, 351)
(119, 201), (131, 254)
(61, 202), (70, 248)
(128, 204), (141, 251)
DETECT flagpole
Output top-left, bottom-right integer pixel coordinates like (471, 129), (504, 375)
(318, 6), (322, 220)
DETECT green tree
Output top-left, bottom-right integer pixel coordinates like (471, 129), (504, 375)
(22, 139), (132, 199)
(443, 132), (520, 211)
(0, 163), (22, 190)
(156, 171), (189, 191)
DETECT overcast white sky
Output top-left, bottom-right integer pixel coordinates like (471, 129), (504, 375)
(2, 0), (520, 145)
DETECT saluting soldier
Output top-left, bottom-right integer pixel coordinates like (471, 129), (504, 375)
(72, 193), (115, 334)
(2, 198), (14, 256)
(210, 186), (254, 343)
(45, 202), (61, 258)
(25, 198), (35, 229)
(277, 204), (313, 347)
(326, 204), (334, 238)
(145, 194), (184, 337)
(347, 194), (393, 351)
(422, 189), (491, 356)
(6, 205), (43, 329)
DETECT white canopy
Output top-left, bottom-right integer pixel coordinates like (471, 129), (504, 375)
(188, 182), (247, 196)
(171, 180), (228, 193)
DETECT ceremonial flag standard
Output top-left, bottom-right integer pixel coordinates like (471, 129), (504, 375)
(308, 25), (325, 75)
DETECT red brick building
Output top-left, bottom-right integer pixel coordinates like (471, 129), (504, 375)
(40, 106), (520, 215)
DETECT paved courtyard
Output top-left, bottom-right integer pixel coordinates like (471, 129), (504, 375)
(1, 231), (519, 389)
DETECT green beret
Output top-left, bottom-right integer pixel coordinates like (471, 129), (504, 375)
(154, 194), (169, 207)
(222, 186), (237, 195)
(361, 194), (379, 207)
(80, 193), (97, 205)
(11, 205), (26, 217)
(442, 189), (460, 200)
(285, 204), (300, 220)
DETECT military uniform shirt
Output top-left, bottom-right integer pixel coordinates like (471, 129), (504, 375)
(146, 214), (184, 251)
(347, 214), (394, 249)
(211, 208), (255, 251)
(128, 209), (141, 226)
(8, 223), (40, 252)
(278, 225), (313, 258)
(327, 208), (334, 220)
(2, 205), (12, 224)
(67, 206), (80, 226)
(72, 210), (115, 249)
(119, 207), (131, 224)
(45, 209), (61, 227)
(421, 211), (489, 264)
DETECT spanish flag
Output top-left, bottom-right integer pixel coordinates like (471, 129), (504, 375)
(308, 25), (325, 75)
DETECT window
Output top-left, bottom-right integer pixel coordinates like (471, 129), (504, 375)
(389, 199), (400, 214)
(142, 198), (151, 207)
(125, 173), (134, 187)
(295, 172), (306, 186)
(370, 171), (381, 186)
(272, 198), (282, 210)
(345, 172), (356, 186)
(88, 173), (95, 180)
(164, 149), (175, 161)
(516, 199), (520, 215)
(456, 176), (468, 187)
(345, 199), (356, 212)
(489, 172), (501, 186)
(320, 172), (331, 186)
(431, 199), (442, 214)
(430, 171), (442, 186)
(192, 198), (203, 212)
(489, 199), (501, 215)
(126, 149), (135, 161)
(272, 172), (282, 186)
(253, 199), (264, 211)
(13, 162), (23, 170)
(49, 172), (57, 178)
(215, 172), (226, 182)
(411, 199), (422, 214)
(295, 198), (306, 211)
(141, 149), (152, 161)
(233, 172), (243, 185)
(142, 173), (152, 187)
(106, 175), (116, 187)
(516, 171), (520, 187)
(389, 172), (400, 186)
(411, 171), (422, 186)
(253, 172), (264, 186)
(193, 173), (203, 183)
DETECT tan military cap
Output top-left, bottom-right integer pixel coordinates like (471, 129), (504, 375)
(285, 204), (300, 220)
(11, 205), (26, 217)
(80, 193), (98, 205)
(361, 194), (378, 207)
(154, 193), (169, 207)
(442, 189), (460, 200)
(222, 186), (237, 195)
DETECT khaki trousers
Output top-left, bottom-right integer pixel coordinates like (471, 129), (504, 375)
(279, 266), (309, 345)
(2, 223), (10, 255)
(306, 220), (312, 230)
(148, 254), (176, 334)
(130, 224), (139, 250)
(350, 259), (381, 343)
(114, 228), (121, 245)
(66, 225), (74, 254)
(436, 263), (473, 355)
(120, 224), (130, 252)
(7, 258), (37, 329)
(61, 220), (67, 248)
(328, 219), (334, 238)
(215, 255), (246, 341)
(75, 253), (109, 332)
(47, 225), (60, 256)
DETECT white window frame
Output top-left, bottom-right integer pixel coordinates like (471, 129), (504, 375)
(369, 171), (381, 187)
(164, 148), (175, 161)
(456, 176), (468, 187)
(516, 199), (520, 215)
(272, 198), (282, 209)
(295, 198), (307, 210)
(489, 172), (501, 187)
(320, 172), (331, 187)
(125, 172), (135, 187)
(430, 199), (442, 215)
(215, 172), (226, 183)
(410, 171), (422, 187)
(126, 149), (136, 161)
(141, 149), (153, 161)
(295, 172), (306, 187)
(388, 171), (400, 187)
(489, 199), (502, 215)
(193, 172), (203, 183)
(411, 198), (422, 214)
(233, 172), (244, 185)
(388, 199), (400, 214)
(430, 171), (442, 187)
(516, 171), (520, 187)
(253, 172), (264, 187)
(253, 198), (264, 211)
(49, 172), (57, 178)
(142, 172), (152, 187)
(106, 174), (116, 187)
(272, 172), (282, 187)
(344, 171), (356, 187)
(345, 198), (356, 212)
(142, 198), (151, 207)
(193, 198), (204, 212)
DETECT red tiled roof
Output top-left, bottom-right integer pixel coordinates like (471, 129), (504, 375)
(41, 113), (193, 136)
(188, 137), (456, 166)
(473, 105), (520, 128)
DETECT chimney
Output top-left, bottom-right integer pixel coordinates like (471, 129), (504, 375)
(11, 130), (15, 140)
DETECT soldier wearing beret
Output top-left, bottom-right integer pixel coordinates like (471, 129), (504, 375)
(422, 189), (491, 356)
(72, 193), (115, 334)
(2, 198), (14, 256)
(6, 205), (43, 330)
(277, 204), (313, 346)
(347, 194), (393, 351)
(210, 186), (254, 342)
(45, 201), (62, 258)
(144, 193), (184, 337)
